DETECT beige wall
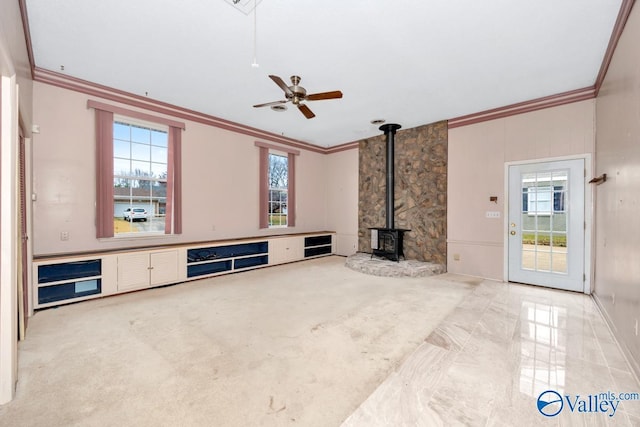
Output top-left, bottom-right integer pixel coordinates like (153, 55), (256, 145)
(447, 99), (595, 280)
(0, 0), (33, 127)
(32, 82), (332, 255)
(594, 3), (640, 377)
(0, 0), (33, 404)
(326, 148), (359, 256)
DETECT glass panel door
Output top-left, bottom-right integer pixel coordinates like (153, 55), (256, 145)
(508, 159), (584, 292)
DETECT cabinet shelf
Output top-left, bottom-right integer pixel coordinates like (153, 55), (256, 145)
(304, 235), (333, 258)
(35, 259), (103, 306)
(38, 279), (102, 305)
(187, 241), (269, 278)
(38, 260), (101, 283)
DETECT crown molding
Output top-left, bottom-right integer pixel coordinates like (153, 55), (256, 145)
(20, 0), (636, 146)
(33, 67), (328, 154)
(448, 0), (636, 129)
(594, 0), (636, 95)
(325, 141), (360, 154)
(448, 86), (596, 129)
(18, 0), (35, 78)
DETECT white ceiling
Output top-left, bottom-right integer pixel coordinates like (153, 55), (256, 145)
(25, 0), (622, 147)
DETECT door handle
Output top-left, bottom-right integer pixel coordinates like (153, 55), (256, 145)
(510, 231), (516, 236)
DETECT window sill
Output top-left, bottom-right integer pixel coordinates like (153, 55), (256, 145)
(100, 232), (176, 243)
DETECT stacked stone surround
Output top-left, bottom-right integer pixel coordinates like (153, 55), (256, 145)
(358, 121), (447, 265)
(345, 253), (446, 278)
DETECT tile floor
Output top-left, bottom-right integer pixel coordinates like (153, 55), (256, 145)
(341, 275), (640, 426)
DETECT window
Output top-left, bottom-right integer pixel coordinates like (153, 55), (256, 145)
(521, 172), (567, 216)
(268, 153), (288, 227)
(256, 141), (298, 229)
(527, 186), (553, 214)
(113, 120), (168, 235)
(90, 100), (184, 238)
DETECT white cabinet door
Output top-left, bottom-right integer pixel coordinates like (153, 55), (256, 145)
(269, 237), (304, 265)
(118, 249), (179, 291)
(117, 253), (151, 291)
(150, 250), (179, 286)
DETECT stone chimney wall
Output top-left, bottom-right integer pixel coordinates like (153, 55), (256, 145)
(358, 120), (447, 264)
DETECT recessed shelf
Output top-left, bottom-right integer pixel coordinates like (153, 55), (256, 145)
(187, 241), (269, 278)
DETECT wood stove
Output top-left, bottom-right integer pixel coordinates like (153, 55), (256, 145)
(370, 123), (410, 262)
(370, 227), (409, 262)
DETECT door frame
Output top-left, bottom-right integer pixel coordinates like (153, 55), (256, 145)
(503, 154), (593, 294)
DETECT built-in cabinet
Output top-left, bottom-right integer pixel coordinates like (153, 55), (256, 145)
(304, 235), (333, 258)
(269, 237), (304, 265)
(33, 254), (118, 309)
(32, 232), (335, 309)
(117, 250), (179, 292)
(186, 241), (269, 278)
(36, 258), (102, 306)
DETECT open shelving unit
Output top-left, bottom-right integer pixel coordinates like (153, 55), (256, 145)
(304, 234), (333, 258)
(36, 258), (102, 307)
(32, 232), (335, 309)
(186, 241), (269, 278)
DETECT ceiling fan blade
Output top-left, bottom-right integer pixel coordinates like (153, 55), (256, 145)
(269, 75), (293, 97)
(306, 90), (343, 101)
(298, 104), (315, 119)
(253, 100), (288, 108)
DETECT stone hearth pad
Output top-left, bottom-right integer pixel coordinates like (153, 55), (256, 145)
(345, 252), (446, 278)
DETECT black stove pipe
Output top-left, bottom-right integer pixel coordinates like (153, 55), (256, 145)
(379, 123), (401, 230)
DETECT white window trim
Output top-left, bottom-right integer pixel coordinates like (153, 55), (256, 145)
(268, 150), (289, 228)
(113, 117), (169, 237)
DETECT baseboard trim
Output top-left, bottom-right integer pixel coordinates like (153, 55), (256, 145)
(592, 293), (640, 383)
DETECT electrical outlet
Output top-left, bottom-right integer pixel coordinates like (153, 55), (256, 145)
(60, 231), (69, 241)
(485, 211), (501, 218)
(453, 253), (460, 261)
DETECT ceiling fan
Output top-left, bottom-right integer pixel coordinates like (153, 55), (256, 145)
(253, 75), (343, 119)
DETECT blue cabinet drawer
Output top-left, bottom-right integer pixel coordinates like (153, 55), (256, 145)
(234, 255), (268, 270)
(305, 245), (332, 258)
(38, 279), (101, 304)
(38, 260), (101, 284)
(187, 260), (233, 277)
(187, 242), (268, 263)
(304, 235), (332, 247)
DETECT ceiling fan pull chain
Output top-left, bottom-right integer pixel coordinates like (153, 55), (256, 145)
(251, 0), (259, 68)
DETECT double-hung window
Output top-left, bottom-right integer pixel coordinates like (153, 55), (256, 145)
(268, 153), (288, 227)
(113, 119), (168, 234)
(89, 100), (184, 238)
(256, 142), (298, 229)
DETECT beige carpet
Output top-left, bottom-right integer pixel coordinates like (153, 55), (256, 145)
(0, 256), (474, 426)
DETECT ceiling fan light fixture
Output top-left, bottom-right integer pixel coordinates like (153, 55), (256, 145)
(253, 74), (342, 119)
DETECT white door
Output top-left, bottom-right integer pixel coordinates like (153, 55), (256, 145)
(150, 250), (179, 286)
(117, 253), (150, 291)
(508, 159), (585, 291)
